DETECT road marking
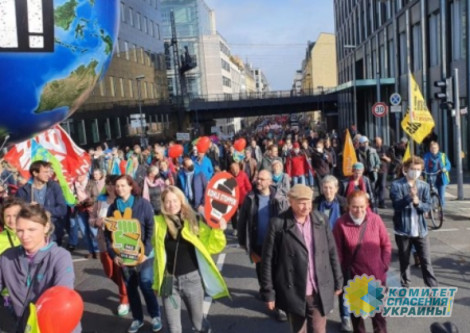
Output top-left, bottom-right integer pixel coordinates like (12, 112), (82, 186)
(432, 228), (459, 232)
(203, 253), (227, 316)
(72, 258), (88, 263)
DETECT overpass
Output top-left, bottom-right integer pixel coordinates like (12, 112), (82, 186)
(187, 89), (338, 121)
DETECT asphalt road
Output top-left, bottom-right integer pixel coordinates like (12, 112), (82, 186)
(1, 188), (470, 333)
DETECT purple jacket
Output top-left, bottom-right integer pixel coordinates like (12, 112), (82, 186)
(0, 242), (78, 331)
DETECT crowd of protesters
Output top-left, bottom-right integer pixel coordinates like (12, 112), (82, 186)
(0, 115), (455, 333)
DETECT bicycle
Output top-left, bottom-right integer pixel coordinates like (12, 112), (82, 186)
(423, 170), (444, 230)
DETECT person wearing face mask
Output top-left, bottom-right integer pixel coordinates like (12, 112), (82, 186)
(333, 190), (391, 333)
(286, 142), (311, 185)
(390, 156), (438, 288)
(423, 141), (451, 207)
(176, 158), (207, 214)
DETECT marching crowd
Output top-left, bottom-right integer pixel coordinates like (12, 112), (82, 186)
(0, 118), (455, 333)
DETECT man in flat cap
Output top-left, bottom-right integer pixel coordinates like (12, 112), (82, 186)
(260, 184), (343, 333)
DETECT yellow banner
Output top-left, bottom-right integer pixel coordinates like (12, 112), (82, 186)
(25, 303), (41, 333)
(403, 142), (411, 162)
(401, 73), (435, 144)
(342, 129), (357, 177)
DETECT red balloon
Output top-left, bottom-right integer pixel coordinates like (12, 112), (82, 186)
(196, 136), (211, 153)
(36, 286), (84, 333)
(168, 144), (184, 158)
(233, 138), (246, 152)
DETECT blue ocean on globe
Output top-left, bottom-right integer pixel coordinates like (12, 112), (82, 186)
(0, 0), (119, 144)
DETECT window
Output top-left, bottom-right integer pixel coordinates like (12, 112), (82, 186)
(91, 119), (100, 143)
(120, 2), (125, 22)
(129, 79), (134, 98)
(124, 41), (129, 60)
(133, 43), (138, 62)
(77, 120), (87, 145)
(451, 0), (465, 60)
(114, 117), (122, 138)
(143, 16), (148, 34)
(140, 47), (145, 64)
(399, 32), (407, 74)
(429, 12), (441, 67)
(105, 118), (111, 140)
(388, 39), (395, 77)
(119, 78), (125, 97)
(128, 7), (134, 26)
(136, 12), (141, 30)
(412, 24), (422, 71)
(109, 77), (116, 97)
(149, 20), (154, 37)
(99, 79), (105, 96)
(143, 81), (148, 98)
(115, 38), (120, 57)
(155, 23), (160, 39)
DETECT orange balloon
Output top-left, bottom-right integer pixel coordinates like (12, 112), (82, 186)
(196, 136), (211, 153)
(233, 138), (246, 152)
(36, 286), (84, 333)
(168, 144), (184, 158)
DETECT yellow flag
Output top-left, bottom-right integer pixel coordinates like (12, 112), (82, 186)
(342, 129), (358, 177)
(24, 303), (41, 333)
(401, 73), (435, 144)
(403, 142), (411, 162)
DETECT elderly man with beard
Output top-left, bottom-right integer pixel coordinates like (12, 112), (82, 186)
(261, 184), (343, 333)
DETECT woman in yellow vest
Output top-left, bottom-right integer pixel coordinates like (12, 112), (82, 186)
(152, 186), (229, 333)
(0, 197), (22, 255)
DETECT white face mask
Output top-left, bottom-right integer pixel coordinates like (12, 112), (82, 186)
(349, 213), (365, 225)
(407, 170), (421, 180)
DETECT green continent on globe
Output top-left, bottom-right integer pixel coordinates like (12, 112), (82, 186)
(55, 0), (78, 31)
(100, 30), (113, 55)
(35, 60), (99, 113)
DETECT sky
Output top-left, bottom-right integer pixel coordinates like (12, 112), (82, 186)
(204, 0), (335, 91)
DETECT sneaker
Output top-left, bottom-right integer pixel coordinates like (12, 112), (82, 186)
(128, 320), (143, 333)
(341, 317), (353, 332)
(274, 308), (287, 322)
(151, 316), (162, 332)
(117, 303), (129, 317)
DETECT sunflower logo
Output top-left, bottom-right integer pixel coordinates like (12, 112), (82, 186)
(344, 274), (385, 318)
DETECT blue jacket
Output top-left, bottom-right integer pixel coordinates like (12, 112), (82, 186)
(106, 196), (155, 258)
(16, 181), (67, 223)
(192, 155), (214, 181)
(389, 178), (432, 237)
(423, 152), (451, 186)
(176, 171), (207, 209)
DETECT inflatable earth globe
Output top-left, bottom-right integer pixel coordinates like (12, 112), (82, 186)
(0, 0), (119, 144)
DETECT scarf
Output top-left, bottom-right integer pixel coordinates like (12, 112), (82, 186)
(142, 176), (165, 201)
(116, 195), (135, 213)
(183, 171), (194, 202)
(319, 198), (341, 230)
(164, 214), (183, 240)
(346, 176), (365, 197)
(426, 153), (441, 173)
(273, 173), (282, 183)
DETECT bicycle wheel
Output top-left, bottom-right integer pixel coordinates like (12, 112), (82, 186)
(428, 192), (444, 230)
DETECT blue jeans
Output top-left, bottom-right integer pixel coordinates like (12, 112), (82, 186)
(292, 175), (306, 185)
(122, 257), (160, 321)
(307, 170), (315, 187)
(69, 211), (98, 253)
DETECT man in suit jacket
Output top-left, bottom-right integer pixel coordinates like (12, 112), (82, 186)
(261, 184), (343, 333)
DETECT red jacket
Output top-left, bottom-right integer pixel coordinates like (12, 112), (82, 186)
(234, 170), (252, 206)
(286, 151), (311, 177)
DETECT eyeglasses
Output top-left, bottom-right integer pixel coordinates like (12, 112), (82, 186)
(257, 178), (270, 181)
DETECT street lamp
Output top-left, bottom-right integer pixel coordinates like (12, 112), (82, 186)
(344, 44), (357, 128)
(135, 75), (146, 148)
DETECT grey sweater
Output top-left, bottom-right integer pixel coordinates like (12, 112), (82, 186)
(0, 242), (79, 331)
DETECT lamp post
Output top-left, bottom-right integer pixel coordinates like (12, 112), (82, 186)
(136, 75), (146, 148)
(344, 44), (357, 128)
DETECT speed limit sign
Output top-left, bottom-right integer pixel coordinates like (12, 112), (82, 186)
(371, 102), (388, 118)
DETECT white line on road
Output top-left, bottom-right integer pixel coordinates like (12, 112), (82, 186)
(432, 228), (460, 232)
(203, 253), (227, 316)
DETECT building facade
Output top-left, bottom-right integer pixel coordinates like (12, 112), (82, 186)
(66, 0), (171, 148)
(334, 0), (469, 166)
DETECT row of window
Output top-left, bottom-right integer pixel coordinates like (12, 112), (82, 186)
(94, 76), (166, 100)
(222, 76), (231, 88)
(115, 39), (165, 70)
(120, 1), (160, 38)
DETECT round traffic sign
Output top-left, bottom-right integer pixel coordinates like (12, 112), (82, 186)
(372, 102), (388, 118)
(390, 93), (401, 106)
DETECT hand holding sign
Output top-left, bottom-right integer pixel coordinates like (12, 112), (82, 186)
(105, 208), (145, 266)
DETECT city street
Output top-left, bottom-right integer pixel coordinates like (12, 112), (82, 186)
(1, 185), (470, 333)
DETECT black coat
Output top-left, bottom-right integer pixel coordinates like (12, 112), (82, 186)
(260, 208), (343, 317)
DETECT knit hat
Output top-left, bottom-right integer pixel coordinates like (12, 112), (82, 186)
(359, 136), (369, 144)
(353, 162), (364, 170)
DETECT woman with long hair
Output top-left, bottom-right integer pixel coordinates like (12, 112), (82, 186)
(152, 186), (229, 333)
(105, 175), (161, 333)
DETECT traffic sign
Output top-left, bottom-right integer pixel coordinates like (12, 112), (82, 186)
(390, 93), (402, 106)
(372, 102), (388, 117)
(390, 105), (402, 113)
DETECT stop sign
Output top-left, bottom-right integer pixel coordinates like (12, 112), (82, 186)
(372, 102), (388, 118)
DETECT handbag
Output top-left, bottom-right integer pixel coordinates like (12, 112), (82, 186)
(160, 234), (180, 298)
(343, 221), (367, 283)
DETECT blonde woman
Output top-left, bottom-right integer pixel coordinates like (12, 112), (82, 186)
(152, 186), (229, 333)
